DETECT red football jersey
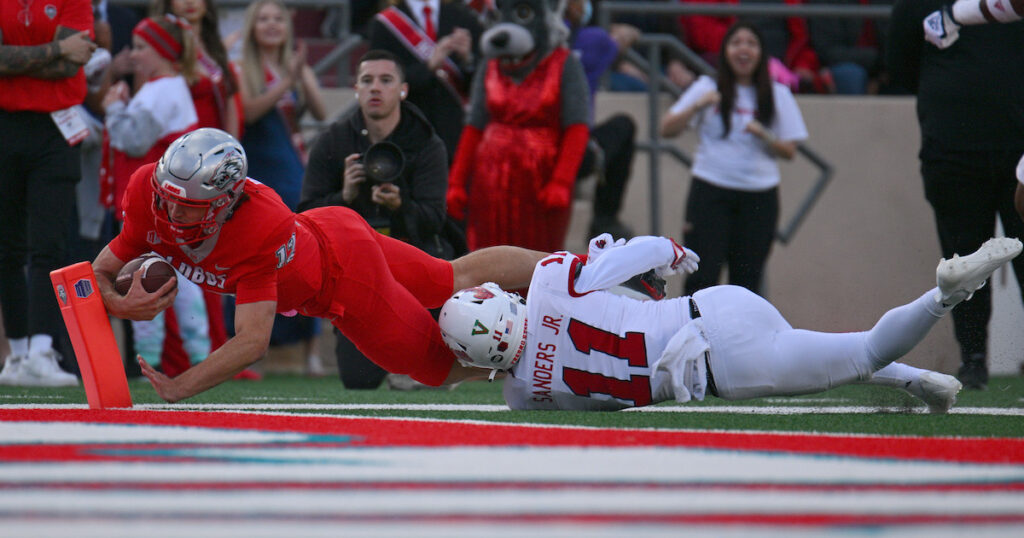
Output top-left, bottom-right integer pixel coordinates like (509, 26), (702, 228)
(109, 162), (322, 313)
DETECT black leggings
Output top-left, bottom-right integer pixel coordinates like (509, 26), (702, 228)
(578, 114), (637, 219)
(682, 177), (778, 297)
(922, 150), (1024, 357)
(0, 110), (80, 341)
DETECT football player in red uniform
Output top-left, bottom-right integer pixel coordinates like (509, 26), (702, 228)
(92, 128), (544, 402)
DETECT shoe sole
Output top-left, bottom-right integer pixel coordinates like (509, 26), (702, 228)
(937, 238), (1023, 303)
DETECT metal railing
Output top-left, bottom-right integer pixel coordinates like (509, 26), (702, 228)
(594, 1), (891, 240)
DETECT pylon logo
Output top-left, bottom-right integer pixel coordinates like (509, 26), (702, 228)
(56, 285), (68, 305)
(73, 278), (93, 299)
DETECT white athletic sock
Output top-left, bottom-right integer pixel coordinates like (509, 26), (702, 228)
(867, 362), (928, 392)
(9, 337), (29, 356)
(865, 289), (947, 370)
(28, 334), (53, 354)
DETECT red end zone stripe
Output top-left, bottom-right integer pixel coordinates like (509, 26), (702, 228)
(2, 511), (1023, 527)
(1, 409), (1021, 464)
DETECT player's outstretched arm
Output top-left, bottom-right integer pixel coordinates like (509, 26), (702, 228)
(140, 300), (276, 403)
(575, 236), (699, 294)
(93, 245), (176, 320)
(451, 246), (549, 292)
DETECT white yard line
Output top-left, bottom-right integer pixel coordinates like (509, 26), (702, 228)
(1, 403), (1022, 415)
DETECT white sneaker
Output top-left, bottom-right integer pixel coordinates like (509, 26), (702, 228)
(906, 371), (963, 414)
(305, 354), (326, 378)
(20, 349), (79, 387)
(0, 354), (27, 386)
(936, 237), (1024, 307)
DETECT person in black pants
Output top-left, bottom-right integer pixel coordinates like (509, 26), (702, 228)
(660, 22), (808, 298)
(299, 50), (457, 389)
(888, 0), (1024, 389)
(0, 0), (96, 387)
(577, 114), (637, 238)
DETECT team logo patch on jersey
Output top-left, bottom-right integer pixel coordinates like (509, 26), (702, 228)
(472, 320), (488, 335)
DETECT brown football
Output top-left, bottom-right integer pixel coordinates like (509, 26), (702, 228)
(114, 254), (177, 295)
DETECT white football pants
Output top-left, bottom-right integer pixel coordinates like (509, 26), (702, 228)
(694, 285), (947, 400)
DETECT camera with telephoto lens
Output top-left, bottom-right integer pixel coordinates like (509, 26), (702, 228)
(360, 141), (405, 184)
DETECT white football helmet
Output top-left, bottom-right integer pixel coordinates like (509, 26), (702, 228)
(439, 282), (527, 371)
(151, 128), (248, 245)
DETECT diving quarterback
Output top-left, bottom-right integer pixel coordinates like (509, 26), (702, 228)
(92, 128), (545, 402)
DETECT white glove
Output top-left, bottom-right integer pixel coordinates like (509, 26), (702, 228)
(924, 7), (961, 49)
(587, 233), (626, 263)
(655, 238), (699, 277)
(84, 48), (112, 92)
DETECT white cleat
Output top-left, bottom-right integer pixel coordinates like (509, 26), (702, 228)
(913, 371), (963, 414)
(19, 349), (79, 387)
(0, 355), (26, 386)
(936, 237), (1023, 307)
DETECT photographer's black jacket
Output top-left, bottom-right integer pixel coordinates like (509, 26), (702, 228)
(299, 101), (451, 257)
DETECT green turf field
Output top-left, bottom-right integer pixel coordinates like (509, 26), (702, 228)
(3, 373), (1022, 438)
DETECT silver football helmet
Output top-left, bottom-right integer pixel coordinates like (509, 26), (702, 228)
(151, 128), (248, 245)
(439, 282), (528, 371)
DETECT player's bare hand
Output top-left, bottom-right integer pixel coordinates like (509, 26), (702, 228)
(59, 31), (97, 65)
(342, 153), (366, 203)
(371, 182), (402, 210)
(109, 273), (177, 320)
(138, 356), (183, 403)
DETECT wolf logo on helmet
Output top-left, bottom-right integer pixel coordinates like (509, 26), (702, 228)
(207, 150), (245, 191)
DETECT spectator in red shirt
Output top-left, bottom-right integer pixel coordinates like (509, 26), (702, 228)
(0, 0), (96, 386)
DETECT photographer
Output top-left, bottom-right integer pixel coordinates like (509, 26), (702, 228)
(299, 49), (455, 389)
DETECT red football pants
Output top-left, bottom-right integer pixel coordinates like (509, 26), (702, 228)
(299, 208), (456, 385)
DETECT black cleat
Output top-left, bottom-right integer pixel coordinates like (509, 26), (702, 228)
(957, 355), (988, 390)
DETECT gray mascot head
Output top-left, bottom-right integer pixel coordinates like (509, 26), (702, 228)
(480, 0), (568, 80)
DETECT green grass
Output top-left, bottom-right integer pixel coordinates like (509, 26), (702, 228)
(3, 373), (1022, 438)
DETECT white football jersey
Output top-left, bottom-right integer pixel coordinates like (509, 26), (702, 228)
(503, 238), (698, 410)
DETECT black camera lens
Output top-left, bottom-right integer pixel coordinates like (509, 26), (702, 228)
(363, 142), (405, 184)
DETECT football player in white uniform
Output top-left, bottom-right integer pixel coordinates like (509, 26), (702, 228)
(439, 234), (1023, 413)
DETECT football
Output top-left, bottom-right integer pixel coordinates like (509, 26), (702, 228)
(113, 254), (177, 295)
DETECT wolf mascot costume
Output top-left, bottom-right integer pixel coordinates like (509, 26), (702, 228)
(446, 0), (590, 253)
